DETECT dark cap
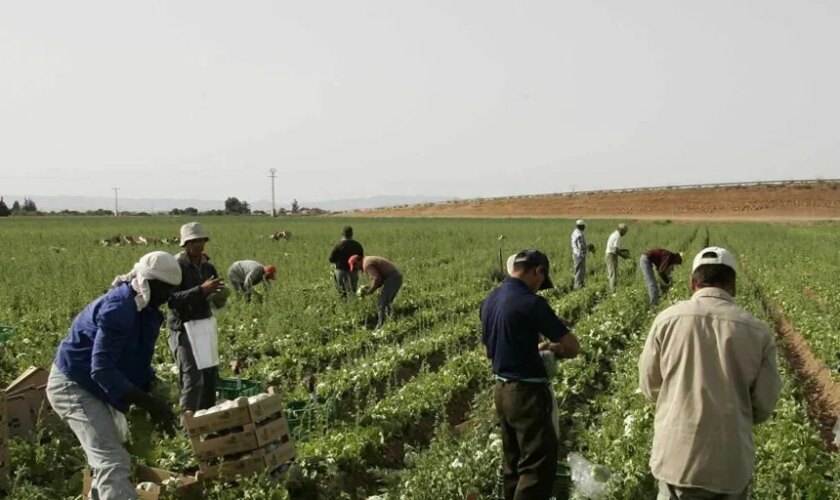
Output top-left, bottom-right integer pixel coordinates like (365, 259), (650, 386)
(512, 249), (554, 290)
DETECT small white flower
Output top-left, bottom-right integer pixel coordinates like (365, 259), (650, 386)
(450, 458), (463, 469)
(623, 414), (635, 437)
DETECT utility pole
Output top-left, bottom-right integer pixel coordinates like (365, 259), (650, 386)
(268, 168), (277, 217)
(112, 187), (120, 216)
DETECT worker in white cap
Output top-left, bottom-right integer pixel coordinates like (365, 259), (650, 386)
(639, 247), (782, 499)
(167, 222), (225, 412)
(605, 223), (629, 290)
(570, 219), (595, 289)
(47, 251), (183, 500)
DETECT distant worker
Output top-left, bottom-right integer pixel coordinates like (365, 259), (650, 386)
(639, 247), (782, 499)
(167, 222), (225, 412)
(47, 252), (181, 500)
(570, 219), (595, 289)
(481, 249), (580, 499)
(329, 226), (364, 299)
(605, 223), (629, 291)
(350, 254), (403, 330)
(640, 248), (683, 306)
(227, 260), (277, 299)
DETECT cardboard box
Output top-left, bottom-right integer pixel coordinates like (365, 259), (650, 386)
(5, 367), (48, 395)
(83, 465), (202, 499)
(190, 416), (291, 462)
(183, 387), (284, 438)
(0, 392), (9, 493)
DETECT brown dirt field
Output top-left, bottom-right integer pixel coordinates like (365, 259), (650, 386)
(766, 302), (840, 451)
(351, 182), (840, 220)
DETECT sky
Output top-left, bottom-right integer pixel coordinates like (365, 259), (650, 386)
(1, 1), (838, 205)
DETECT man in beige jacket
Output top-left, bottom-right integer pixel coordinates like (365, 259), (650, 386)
(639, 247), (782, 499)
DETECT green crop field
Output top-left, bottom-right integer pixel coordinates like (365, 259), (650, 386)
(0, 217), (838, 499)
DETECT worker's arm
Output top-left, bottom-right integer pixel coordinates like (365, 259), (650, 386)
(639, 321), (663, 402)
(532, 297), (579, 358)
(89, 300), (139, 407)
(243, 268), (263, 293)
(328, 244), (339, 264)
(169, 266), (222, 308)
(366, 265), (384, 294)
(752, 332), (783, 423)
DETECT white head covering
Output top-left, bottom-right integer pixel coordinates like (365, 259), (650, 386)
(112, 251), (183, 311)
(506, 253), (517, 275)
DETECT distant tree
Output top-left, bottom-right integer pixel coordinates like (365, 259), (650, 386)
(240, 201), (251, 215)
(11, 200), (21, 215)
(184, 207), (199, 215)
(22, 198), (37, 212)
(224, 197), (251, 215)
(169, 208), (183, 216)
(0, 198), (9, 217)
(291, 199), (299, 214)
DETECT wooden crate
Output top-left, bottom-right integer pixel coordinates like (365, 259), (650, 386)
(190, 416), (290, 462)
(183, 387), (284, 438)
(83, 465), (202, 499)
(195, 437), (296, 481)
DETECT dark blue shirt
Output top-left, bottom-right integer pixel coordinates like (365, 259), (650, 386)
(54, 284), (163, 412)
(480, 277), (569, 380)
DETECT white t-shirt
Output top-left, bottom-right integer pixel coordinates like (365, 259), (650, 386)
(606, 230), (622, 255)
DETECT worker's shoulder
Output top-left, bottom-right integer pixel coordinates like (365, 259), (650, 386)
(653, 298), (769, 332)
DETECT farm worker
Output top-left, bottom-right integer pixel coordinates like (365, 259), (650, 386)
(639, 247), (782, 499)
(480, 249), (581, 500)
(605, 223), (629, 291)
(329, 225), (365, 299)
(639, 249), (684, 306)
(349, 254), (402, 330)
(227, 260), (276, 299)
(570, 219), (595, 289)
(46, 251), (181, 500)
(167, 222), (225, 412)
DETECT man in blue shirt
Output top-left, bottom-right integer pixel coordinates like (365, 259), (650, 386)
(481, 249), (581, 500)
(46, 251), (182, 500)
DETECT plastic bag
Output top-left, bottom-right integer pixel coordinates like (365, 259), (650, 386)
(568, 452), (610, 499)
(833, 417), (840, 446)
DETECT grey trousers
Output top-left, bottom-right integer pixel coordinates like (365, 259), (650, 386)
(658, 481), (749, 500)
(376, 272), (403, 329)
(606, 253), (619, 290)
(334, 269), (360, 299)
(640, 254), (660, 305)
(46, 365), (137, 500)
(168, 330), (218, 412)
(573, 254), (586, 289)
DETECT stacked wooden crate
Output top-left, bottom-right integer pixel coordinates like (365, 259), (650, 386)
(0, 391), (9, 493)
(183, 387), (296, 480)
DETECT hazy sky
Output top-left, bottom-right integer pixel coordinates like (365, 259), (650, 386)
(1, 1), (838, 204)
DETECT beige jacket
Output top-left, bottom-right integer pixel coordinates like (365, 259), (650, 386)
(639, 287), (782, 493)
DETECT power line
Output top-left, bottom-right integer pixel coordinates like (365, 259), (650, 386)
(268, 168), (277, 217)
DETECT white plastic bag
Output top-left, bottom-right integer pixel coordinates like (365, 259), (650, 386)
(184, 317), (219, 369)
(833, 417), (840, 446)
(568, 452), (610, 499)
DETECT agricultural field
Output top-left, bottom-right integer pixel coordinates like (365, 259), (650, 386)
(0, 216), (838, 499)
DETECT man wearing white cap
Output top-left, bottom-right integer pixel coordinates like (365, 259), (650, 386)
(605, 223), (629, 291)
(47, 252), (182, 500)
(639, 247), (782, 499)
(167, 222), (225, 412)
(570, 219), (594, 289)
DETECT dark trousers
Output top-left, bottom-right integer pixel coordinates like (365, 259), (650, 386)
(169, 330), (218, 412)
(376, 272), (403, 329)
(495, 380), (558, 500)
(334, 269), (359, 299)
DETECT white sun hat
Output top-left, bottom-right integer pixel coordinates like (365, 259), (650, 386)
(692, 247), (737, 274)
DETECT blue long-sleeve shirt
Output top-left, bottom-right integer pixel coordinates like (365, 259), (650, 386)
(480, 277), (570, 380)
(54, 284), (163, 412)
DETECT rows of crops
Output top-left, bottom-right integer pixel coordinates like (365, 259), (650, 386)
(0, 217), (837, 499)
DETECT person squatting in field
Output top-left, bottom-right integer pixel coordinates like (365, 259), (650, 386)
(482, 249), (581, 500)
(639, 247), (782, 500)
(639, 248), (683, 306)
(329, 225), (365, 299)
(227, 260), (276, 300)
(167, 222), (225, 412)
(605, 223), (630, 290)
(46, 251), (181, 500)
(350, 254), (402, 330)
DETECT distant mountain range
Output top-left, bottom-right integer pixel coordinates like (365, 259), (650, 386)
(0, 194), (457, 213)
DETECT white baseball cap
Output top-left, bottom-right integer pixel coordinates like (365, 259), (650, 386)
(692, 247), (737, 273)
(575, 219), (585, 226)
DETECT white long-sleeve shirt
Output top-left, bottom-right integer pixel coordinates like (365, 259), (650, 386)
(606, 230), (622, 255)
(571, 228), (587, 258)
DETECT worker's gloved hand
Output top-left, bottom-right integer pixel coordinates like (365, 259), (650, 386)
(356, 285), (370, 297)
(124, 388), (177, 437)
(587, 243), (596, 253)
(617, 249), (630, 259)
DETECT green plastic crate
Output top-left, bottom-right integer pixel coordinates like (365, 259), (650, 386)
(0, 325), (17, 344)
(217, 377), (263, 400)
